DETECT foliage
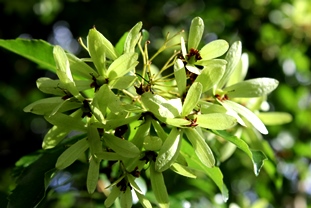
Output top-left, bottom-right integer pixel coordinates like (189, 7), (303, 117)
(0, 16), (292, 207)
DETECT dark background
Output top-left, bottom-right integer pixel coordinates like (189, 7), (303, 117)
(1, 0), (310, 207)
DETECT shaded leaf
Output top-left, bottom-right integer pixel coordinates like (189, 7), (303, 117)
(150, 161), (170, 208)
(87, 157), (100, 194)
(107, 52), (138, 79)
(104, 133), (140, 158)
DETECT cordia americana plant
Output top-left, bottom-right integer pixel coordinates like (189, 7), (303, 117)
(1, 17), (292, 207)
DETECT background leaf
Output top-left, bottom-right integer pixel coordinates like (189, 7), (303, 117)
(0, 38), (55, 72)
(212, 130), (267, 176)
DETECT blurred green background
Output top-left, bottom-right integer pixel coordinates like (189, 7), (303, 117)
(0, 0), (310, 207)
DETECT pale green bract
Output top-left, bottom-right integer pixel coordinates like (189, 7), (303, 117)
(2, 15), (290, 208)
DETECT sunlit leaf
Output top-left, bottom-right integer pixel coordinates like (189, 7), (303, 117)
(217, 41), (242, 88)
(170, 163), (197, 178)
(109, 75), (137, 89)
(184, 128), (215, 168)
(258, 112), (293, 125)
(222, 100), (268, 134)
(182, 82), (202, 116)
(124, 21), (142, 53)
(194, 60), (226, 92)
(0, 38), (56, 72)
(186, 64), (201, 75)
(199, 39), (229, 60)
(155, 128), (182, 172)
(164, 117), (190, 127)
(103, 133), (140, 158)
(141, 92), (181, 118)
(225, 78), (279, 98)
(226, 53), (249, 86)
(150, 161), (170, 208)
(174, 59), (187, 95)
(196, 113), (236, 130)
(87, 157), (100, 194)
(56, 138), (89, 169)
(107, 52), (138, 80)
(212, 130), (267, 176)
(67, 53), (98, 79)
(53, 45), (81, 99)
(188, 17), (204, 50)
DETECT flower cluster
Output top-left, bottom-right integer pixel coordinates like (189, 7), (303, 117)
(24, 17), (287, 207)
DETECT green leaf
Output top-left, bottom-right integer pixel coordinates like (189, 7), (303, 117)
(165, 118), (191, 127)
(222, 100), (268, 134)
(184, 128), (215, 168)
(95, 151), (126, 161)
(43, 110), (83, 149)
(196, 113), (236, 130)
(103, 133), (140, 158)
(141, 92), (181, 118)
(119, 187), (133, 208)
(199, 39), (229, 60)
(7, 147), (66, 208)
(182, 82), (202, 116)
(131, 119), (151, 149)
(87, 157), (101, 194)
(36, 78), (64, 95)
(224, 78), (279, 98)
(155, 128), (182, 172)
(188, 17), (204, 50)
(217, 41), (242, 88)
(44, 112), (86, 132)
(24, 97), (62, 115)
(180, 140), (228, 201)
(87, 125), (103, 155)
(56, 138), (89, 169)
(170, 163), (197, 178)
(124, 21), (142, 53)
(104, 115), (141, 130)
(212, 130), (267, 176)
(107, 52), (138, 80)
(194, 60), (226, 92)
(258, 112), (293, 125)
(87, 28), (118, 76)
(150, 161), (170, 208)
(53, 45), (81, 99)
(174, 59), (187, 96)
(135, 190), (153, 208)
(0, 38), (56, 72)
(109, 75), (137, 89)
(143, 135), (163, 151)
(115, 31), (128, 56)
(104, 185), (121, 207)
(67, 53), (98, 79)
(226, 53), (249, 86)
